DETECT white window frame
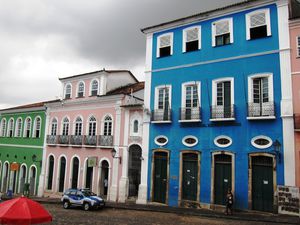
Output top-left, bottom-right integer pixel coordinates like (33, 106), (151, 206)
(212, 78), (234, 106)
(61, 117), (70, 136)
(214, 135), (233, 148)
(77, 81), (85, 98)
(32, 116), (42, 138)
(7, 118), (14, 137)
(102, 114), (113, 136)
(297, 36), (300, 58)
(181, 81), (201, 108)
(15, 117), (22, 137)
(212, 18), (234, 47)
(248, 73), (273, 103)
(154, 85), (172, 110)
(74, 116), (83, 136)
(130, 116), (142, 137)
(154, 135), (168, 146)
(90, 79), (99, 96)
(246, 8), (271, 40)
(182, 135), (198, 147)
(182, 26), (201, 52)
(50, 118), (58, 136)
(23, 117), (32, 138)
(0, 118), (7, 137)
(64, 83), (72, 99)
(87, 116), (97, 136)
(156, 32), (174, 58)
(251, 135), (273, 149)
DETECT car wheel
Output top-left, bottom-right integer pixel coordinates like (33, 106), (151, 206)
(83, 202), (90, 211)
(63, 201), (70, 209)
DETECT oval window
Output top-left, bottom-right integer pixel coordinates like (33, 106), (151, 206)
(251, 136), (272, 149)
(154, 135), (168, 146)
(214, 135), (232, 148)
(182, 136), (198, 147)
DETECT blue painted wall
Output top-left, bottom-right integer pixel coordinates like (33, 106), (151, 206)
(146, 3), (284, 210)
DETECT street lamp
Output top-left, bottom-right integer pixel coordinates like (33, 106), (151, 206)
(111, 148), (122, 164)
(273, 140), (281, 164)
(32, 154), (42, 167)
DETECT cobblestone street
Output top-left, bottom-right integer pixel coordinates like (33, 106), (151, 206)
(44, 204), (282, 225)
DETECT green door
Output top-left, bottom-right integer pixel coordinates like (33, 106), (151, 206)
(214, 154), (232, 205)
(182, 153), (198, 201)
(153, 152), (168, 203)
(252, 156), (274, 212)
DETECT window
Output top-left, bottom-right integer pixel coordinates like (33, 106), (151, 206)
(88, 116), (97, 136)
(103, 116), (112, 136)
(1, 119), (7, 137)
(77, 81), (85, 97)
(246, 8), (271, 40)
(182, 135), (198, 147)
(74, 117), (82, 136)
(155, 86), (171, 110)
(212, 18), (233, 47)
(62, 117), (69, 136)
(24, 117), (31, 138)
(47, 155), (54, 190)
(133, 120), (139, 133)
(51, 118), (57, 136)
(214, 135), (232, 148)
(183, 82), (200, 109)
(248, 73), (274, 117)
(65, 84), (72, 99)
(15, 118), (22, 137)
(251, 135), (272, 149)
(297, 36), (300, 57)
(7, 118), (14, 137)
(183, 26), (201, 52)
(90, 80), (99, 96)
(157, 33), (173, 57)
(33, 117), (41, 138)
(154, 135), (168, 146)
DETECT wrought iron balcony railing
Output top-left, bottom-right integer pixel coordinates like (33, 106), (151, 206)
(47, 135), (57, 145)
(294, 114), (300, 130)
(99, 135), (114, 146)
(151, 109), (172, 122)
(70, 135), (83, 145)
(247, 102), (275, 118)
(58, 135), (70, 145)
(84, 135), (97, 146)
(210, 105), (235, 120)
(179, 107), (201, 121)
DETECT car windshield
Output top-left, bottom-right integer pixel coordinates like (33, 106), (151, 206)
(82, 191), (96, 197)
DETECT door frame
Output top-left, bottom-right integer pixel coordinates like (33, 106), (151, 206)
(178, 150), (201, 205)
(97, 158), (111, 198)
(150, 149), (170, 204)
(56, 155), (67, 193)
(210, 151), (235, 205)
(248, 153), (276, 210)
(29, 165), (37, 195)
(18, 163), (27, 193)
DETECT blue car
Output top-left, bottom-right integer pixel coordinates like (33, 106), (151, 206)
(61, 188), (105, 211)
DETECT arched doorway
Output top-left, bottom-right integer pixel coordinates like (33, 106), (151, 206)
(2, 162), (9, 193)
(128, 145), (142, 197)
(100, 160), (109, 197)
(58, 157), (66, 192)
(71, 157), (79, 189)
(29, 166), (36, 196)
(85, 160), (93, 190)
(0, 161), (2, 191)
(9, 168), (18, 194)
(47, 155), (54, 190)
(18, 165), (27, 194)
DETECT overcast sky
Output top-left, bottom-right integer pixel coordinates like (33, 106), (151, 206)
(0, 0), (241, 109)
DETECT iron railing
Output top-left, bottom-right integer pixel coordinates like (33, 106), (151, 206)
(151, 109), (172, 122)
(47, 135), (57, 145)
(179, 107), (201, 121)
(58, 135), (70, 144)
(70, 135), (83, 145)
(247, 102), (275, 117)
(294, 114), (300, 130)
(84, 135), (97, 146)
(210, 105), (235, 120)
(99, 135), (114, 146)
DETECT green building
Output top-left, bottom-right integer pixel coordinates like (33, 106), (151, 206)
(0, 101), (49, 196)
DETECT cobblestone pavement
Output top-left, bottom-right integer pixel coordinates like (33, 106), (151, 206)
(44, 204), (281, 225)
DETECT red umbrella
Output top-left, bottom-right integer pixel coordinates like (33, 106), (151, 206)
(0, 196), (52, 225)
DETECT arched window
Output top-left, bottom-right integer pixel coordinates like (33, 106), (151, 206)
(15, 118), (22, 137)
(88, 116), (97, 136)
(7, 118), (14, 137)
(74, 117), (82, 136)
(62, 117), (69, 136)
(51, 118), (57, 136)
(91, 80), (99, 96)
(33, 117), (41, 138)
(133, 120), (139, 135)
(103, 116), (112, 136)
(47, 155), (54, 190)
(65, 84), (72, 99)
(77, 81), (85, 97)
(1, 119), (7, 137)
(24, 117), (31, 138)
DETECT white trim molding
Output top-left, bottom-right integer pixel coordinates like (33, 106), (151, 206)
(182, 135), (198, 147)
(214, 135), (233, 148)
(182, 25), (201, 52)
(154, 135), (168, 147)
(251, 135), (273, 149)
(212, 17), (234, 47)
(156, 32), (174, 58)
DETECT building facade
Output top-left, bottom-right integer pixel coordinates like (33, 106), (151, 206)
(40, 69), (144, 203)
(0, 102), (50, 196)
(140, 0), (294, 212)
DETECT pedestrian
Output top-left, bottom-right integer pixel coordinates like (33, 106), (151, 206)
(104, 178), (108, 195)
(225, 188), (233, 215)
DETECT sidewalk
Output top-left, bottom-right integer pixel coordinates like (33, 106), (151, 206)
(26, 196), (300, 224)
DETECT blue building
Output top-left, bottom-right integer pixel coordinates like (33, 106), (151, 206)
(137, 0), (295, 212)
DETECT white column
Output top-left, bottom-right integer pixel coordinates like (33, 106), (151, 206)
(277, 0), (295, 186)
(109, 102), (122, 202)
(137, 33), (153, 204)
(37, 109), (50, 197)
(118, 109), (130, 202)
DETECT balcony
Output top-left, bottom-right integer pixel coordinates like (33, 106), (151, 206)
(210, 105), (235, 121)
(151, 109), (172, 123)
(47, 135), (57, 145)
(294, 114), (300, 131)
(179, 107), (201, 122)
(58, 135), (70, 145)
(99, 135), (114, 147)
(70, 135), (83, 145)
(84, 135), (97, 146)
(247, 102), (275, 120)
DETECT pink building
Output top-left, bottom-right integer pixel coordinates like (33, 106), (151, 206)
(290, 0), (300, 186)
(38, 69), (144, 202)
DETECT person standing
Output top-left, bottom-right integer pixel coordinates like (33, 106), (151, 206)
(225, 188), (234, 215)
